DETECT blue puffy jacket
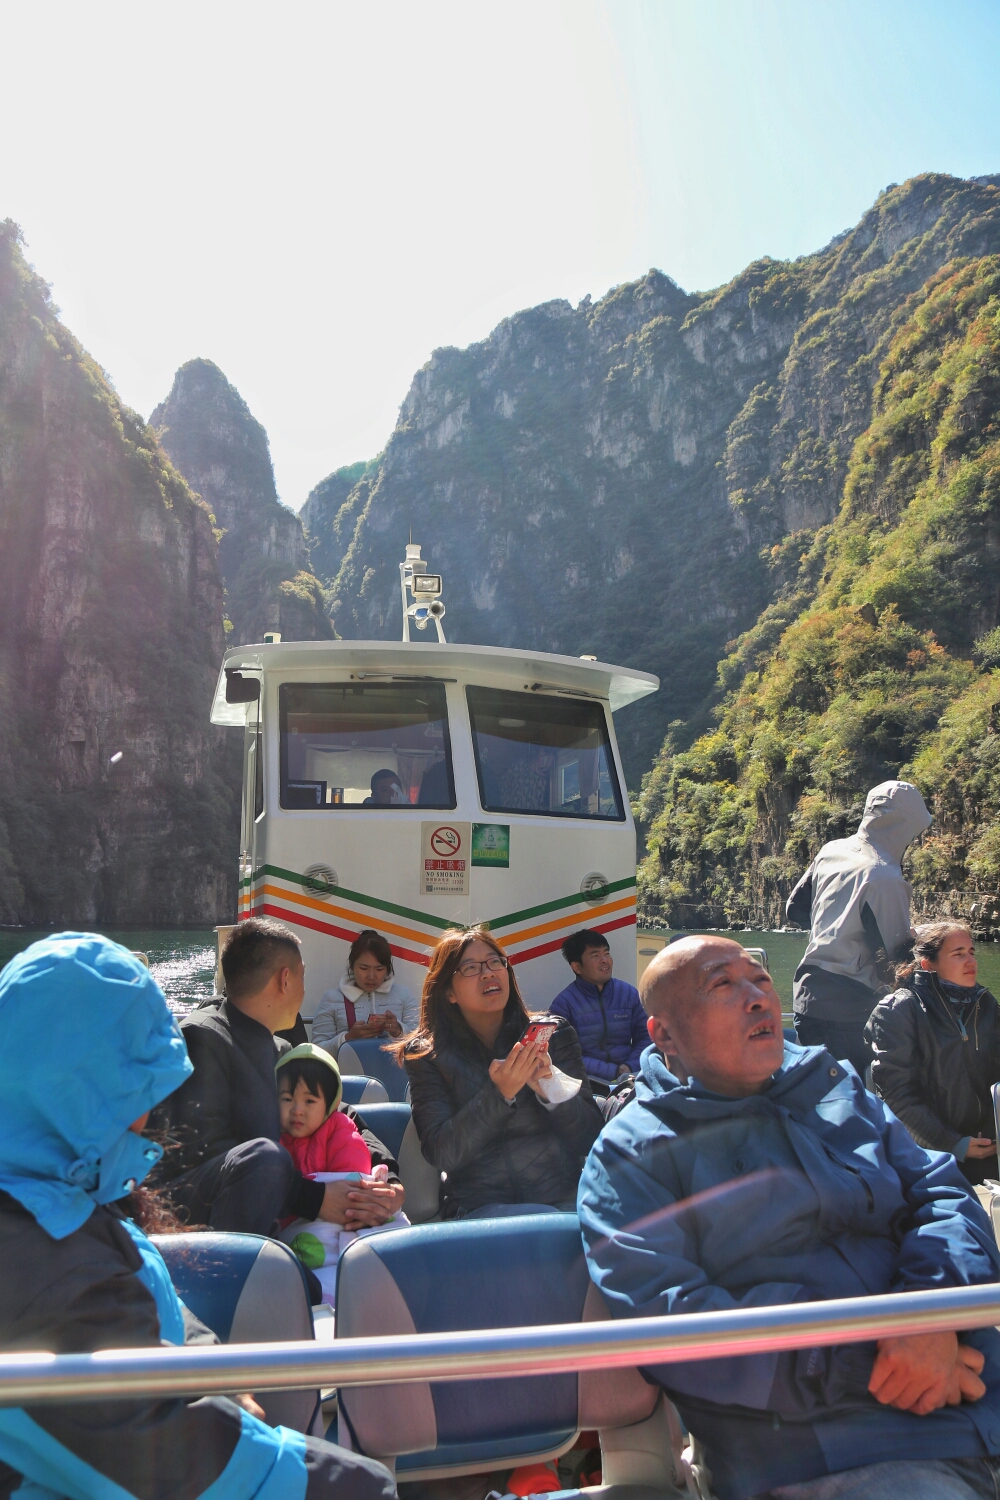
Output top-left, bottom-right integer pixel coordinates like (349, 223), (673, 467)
(0, 933), (394, 1500)
(579, 1041), (1000, 1500)
(549, 976), (647, 1081)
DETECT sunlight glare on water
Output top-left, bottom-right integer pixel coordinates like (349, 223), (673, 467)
(0, 928), (217, 1016)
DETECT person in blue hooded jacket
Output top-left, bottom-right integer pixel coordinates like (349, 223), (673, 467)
(0, 932), (395, 1500)
(578, 934), (1000, 1500)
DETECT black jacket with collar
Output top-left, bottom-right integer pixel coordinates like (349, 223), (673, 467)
(149, 1000), (399, 1219)
(0, 1192), (238, 1500)
(404, 1009), (603, 1218)
(865, 970), (1000, 1153)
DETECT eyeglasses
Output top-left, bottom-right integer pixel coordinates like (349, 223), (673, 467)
(456, 955), (509, 979)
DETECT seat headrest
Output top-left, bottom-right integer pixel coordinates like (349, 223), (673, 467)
(351, 1101), (412, 1160)
(152, 1232), (271, 1343)
(337, 1216), (587, 1458)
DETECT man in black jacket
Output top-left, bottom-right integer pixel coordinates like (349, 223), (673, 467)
(152, 918), (405, 1235)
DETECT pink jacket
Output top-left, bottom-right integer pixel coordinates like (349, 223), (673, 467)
(280, 1110), (372, 1177)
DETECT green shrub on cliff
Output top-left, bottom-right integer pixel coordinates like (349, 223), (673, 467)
(639, 254), (1000, 929)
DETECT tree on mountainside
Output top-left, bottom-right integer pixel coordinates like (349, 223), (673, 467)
(638, 255), (1000, 934)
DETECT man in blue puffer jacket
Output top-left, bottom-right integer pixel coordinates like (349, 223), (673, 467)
(578, 935), (1000, 1500)
(550, 929), (647, 1084)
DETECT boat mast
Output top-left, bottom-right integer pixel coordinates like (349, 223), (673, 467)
(399, 542), (447, 643)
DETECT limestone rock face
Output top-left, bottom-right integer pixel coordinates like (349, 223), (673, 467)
(152, 359), (333, 645)
(313, 174), (1000, 786)
(299, 459), (372, 600)
(0, 223), (237, 925)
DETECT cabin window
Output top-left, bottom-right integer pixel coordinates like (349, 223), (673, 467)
(278, 682), (455, 810)
(467, 687), (624, 820)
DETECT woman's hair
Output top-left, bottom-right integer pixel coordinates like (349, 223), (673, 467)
(275, 1057), (337, 1112)
(125, 1184), (195, 1234)
(895, 921), (973, 982)
(388, 926), (528, 1061)
(349, 928), (394, 977)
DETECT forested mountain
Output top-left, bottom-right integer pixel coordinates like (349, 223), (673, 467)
(0, 223), (237, 925)
(303, 173), (1000, 930)
(638, 251), (1000, 935)
(303, 175), (1000, 802)
(152, 360), (332, 646)
(300, 459), (374, 587)
(2, 171), (999, 931)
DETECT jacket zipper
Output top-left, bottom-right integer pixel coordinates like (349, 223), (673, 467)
(824, 1145), (874, 1213)
(928, 974), (981, 1047)
(596, 983), (611, 1062)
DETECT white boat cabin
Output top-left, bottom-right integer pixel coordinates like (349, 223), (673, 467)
(210, 551), (658, 1021)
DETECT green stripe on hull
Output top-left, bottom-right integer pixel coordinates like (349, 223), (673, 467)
(486, 875), (636, 930)
(244, 865), (636, 934)
(251, 863), (455, 930)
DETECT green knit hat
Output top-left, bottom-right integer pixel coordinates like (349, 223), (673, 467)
(275, 1042), (343, 1116)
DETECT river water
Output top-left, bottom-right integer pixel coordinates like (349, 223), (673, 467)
(0, 928), (217, 1016)
(3, 927), (1000, 1018)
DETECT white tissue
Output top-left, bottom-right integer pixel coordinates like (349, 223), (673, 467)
(535, 1064), (582, 1105)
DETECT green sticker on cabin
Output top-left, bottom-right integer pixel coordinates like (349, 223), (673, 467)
(472, 823), (510, 868)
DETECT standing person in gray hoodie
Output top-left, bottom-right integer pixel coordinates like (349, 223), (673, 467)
(785, 779), (931, 1078)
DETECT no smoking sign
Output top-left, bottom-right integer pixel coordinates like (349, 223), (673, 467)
(430, 826), (462, 858)
(421, 821), (470, 896)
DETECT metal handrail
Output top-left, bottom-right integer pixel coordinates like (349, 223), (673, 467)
(1, 1283), (998, 1405)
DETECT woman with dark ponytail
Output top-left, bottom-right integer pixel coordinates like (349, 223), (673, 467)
(865, 922), (1000, 1183)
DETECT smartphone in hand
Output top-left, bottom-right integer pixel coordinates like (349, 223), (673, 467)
(520, 1016), (558, 1047)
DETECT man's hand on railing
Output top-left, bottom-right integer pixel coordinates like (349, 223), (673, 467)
(868, 1331), (986, 1415)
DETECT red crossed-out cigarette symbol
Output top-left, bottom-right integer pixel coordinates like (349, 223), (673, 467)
(430, 826), (462, 857)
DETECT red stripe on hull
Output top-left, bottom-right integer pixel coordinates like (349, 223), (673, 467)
(259, 902), (431, 967)
(250, 900), (635, 970)
(508, 911), (636, 966)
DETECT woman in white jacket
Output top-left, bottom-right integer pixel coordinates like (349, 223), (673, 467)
(312, 928), (420, 1054)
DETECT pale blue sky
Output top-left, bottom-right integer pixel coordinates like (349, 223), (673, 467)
(1, 0), (998, 507)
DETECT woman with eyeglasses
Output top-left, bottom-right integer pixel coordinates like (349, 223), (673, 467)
(392, 927), (603, 1219)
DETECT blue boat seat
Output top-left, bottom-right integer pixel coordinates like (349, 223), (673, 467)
(783, 1027), (797, 1043)
(334, 1216), (695, 1493)
(352, 1102), (440, 1223)
(340, 1074), (390, 1105)
(338, 1038), (410, 1102)
(152, 1231), (319, 1435)
(350, 1101), (410, 1160)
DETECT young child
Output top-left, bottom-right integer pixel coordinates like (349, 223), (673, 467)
(276, 1043), (407, 1304)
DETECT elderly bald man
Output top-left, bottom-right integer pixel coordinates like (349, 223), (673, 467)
(578, 936), (1000, 1500)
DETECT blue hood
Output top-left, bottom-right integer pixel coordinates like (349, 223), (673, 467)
(634, 1037), (845, 1118)
(0, 933), (193, 1239)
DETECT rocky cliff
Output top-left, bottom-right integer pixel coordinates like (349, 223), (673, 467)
(0, 223), (238, 925)
(299, 459), (373, 588)
(152, 360), (333, 646)
(639, 248), (1000, 934)
(308, 174), (1000, 790)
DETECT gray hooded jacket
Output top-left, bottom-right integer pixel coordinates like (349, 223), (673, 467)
(787, 780), (931, 1018)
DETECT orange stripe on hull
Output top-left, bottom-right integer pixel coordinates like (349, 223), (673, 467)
(259, 902), (432, 967)
(246, 882), (438, 949)
(509, 911), (637, 966)
(501, 894), (635, 948)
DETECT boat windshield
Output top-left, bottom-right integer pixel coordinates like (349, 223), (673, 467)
(467, 686), (624, 820)
(279, 681), (455, 809)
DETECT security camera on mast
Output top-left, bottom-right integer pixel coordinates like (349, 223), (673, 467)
(400, 542), (446, 643)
